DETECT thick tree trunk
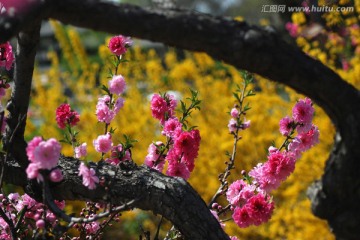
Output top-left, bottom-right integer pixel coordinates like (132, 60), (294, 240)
(0, 1), (360, 239)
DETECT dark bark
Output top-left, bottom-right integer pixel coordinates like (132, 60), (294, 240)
(1, 155), (229, 240)
(4, 22), (41, 168)
(0, 0), (360, 239)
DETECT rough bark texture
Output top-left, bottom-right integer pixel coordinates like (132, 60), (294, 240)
(0, 0), (360, 239)
(4, 22), (41, 168)
(2, 155), (229, 239)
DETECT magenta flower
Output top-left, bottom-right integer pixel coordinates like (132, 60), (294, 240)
(84, 221), (100, 234)
(95, 95), (123, 124)
(32, 138), (61, 170)
(105, 144), (131, 165)
(26, 136), (43, 162)
(232, 206), (254, 228)
(227, 180), (256, 207)
(285, 22), (299, 37)
(75, 143), (87, 158)
(228, 118), (237, 133)
(108, 35), (133, 56)
(292, 98), (314, 125)
(26, 137), (61, 179)
(150, 93), (177, 124)
(242, 119), (251, 129)
(0, 42), (14, 70)
(265, 151), (296, 181)
(162, 118), (182, 138)
(172, 129), (201, 172)
(230, 108), (239, 118)
(93, 133), (113, 153)
(36, 219), (45, 229)
(49, 168), (63, 182)
(25, 163), (43, 182)
(245, 194), (274, 226)
(56, 103), (80, 129)
(78, 162), (99, 190)
(279, 116), (293, 136)
(144, 142), (165, 172)
(166, 161), (190, 179)
(109, 75), (126, 95)
(113, 97), (125, 113)
(297, 124), (320, 151)
(226, 179), (247, 206)
(95, 95), (114, 124)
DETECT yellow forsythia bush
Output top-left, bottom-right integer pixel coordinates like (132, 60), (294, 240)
(25, 20), (338, 239)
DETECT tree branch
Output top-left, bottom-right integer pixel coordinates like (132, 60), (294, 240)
(1, 155), (230, 240)
(4, 22), (41, 168)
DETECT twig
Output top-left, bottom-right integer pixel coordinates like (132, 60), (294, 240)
(154, 216), (163, 240)
(0, 114), (26, 190)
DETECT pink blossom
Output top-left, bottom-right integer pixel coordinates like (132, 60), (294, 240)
(230, 108), (239, 118)
(55, 103), (80, 129)
(210, 210), (225, 229)
(292, 98), (314, 125)
(288, 137), (302, 159)
(249, 151), (295, 193)
(8, 193), (19, 202)
(75, 143), (87, 158)
(113, 97), (125, 113)
(228, 118), (237, 133)
(268, 146), (278, 154)
(166, 161), (190, 179)
(172, 129), (200, 172)
(285, 22), (299, 37)
(265, 151), (296, 181)
(227, 180), (256, 207)
(232, 206), (254, 228)
(242, 119), (251, 129)
(109, 75), (126, 95)
(49, 168), (63, 182)
(26, 163), (41, 180)
(84, 221), (100, 234)
(108, 35), (133, 56)
(55, 200), (66, 210)
(21, 194), (37, 209)
(342, 59), (350, 71)
(46, 212), (57, 225)
(230, 237), (240, 240)
(78, 163), (99, 190)
(106, 144), (131, 165)
(95, 95), (115, 124)
(248, 163), (280, 193)
(297, 124), (320, 151)
(26, 136), (43, 162)
(0, 233), (10, 240)
(226, 180), (247, 206)
(296, 122), (312, 134)
(279, 116), (293, 136)
(93, 133), (113, 153)
(36, 219), (45, 229)
(144, 142), (165, 171)
(245, 193), (274, 226)
(151, 94), (177, 124)
(32, 138), (61, 170)
(162, 118), (182, 138)
(0, 42), (14, 71)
